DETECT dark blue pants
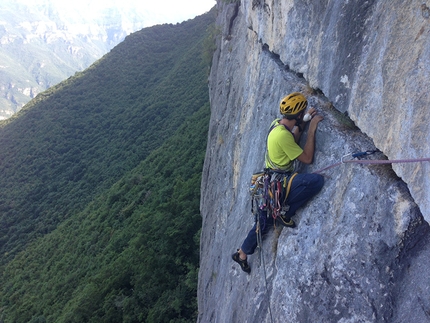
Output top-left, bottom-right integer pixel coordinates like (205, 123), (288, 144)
(240, 173), (324, 255)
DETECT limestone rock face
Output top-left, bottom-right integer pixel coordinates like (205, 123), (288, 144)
(198, 1), (430, 322)
(243, 0), (430, 221)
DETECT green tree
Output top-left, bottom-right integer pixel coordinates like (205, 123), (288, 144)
(0, 9), (216, 323)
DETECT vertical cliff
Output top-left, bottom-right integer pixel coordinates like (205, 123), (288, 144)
(199, 1), (430, 322)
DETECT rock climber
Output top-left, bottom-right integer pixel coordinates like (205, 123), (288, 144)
(232, 92), (325, 273)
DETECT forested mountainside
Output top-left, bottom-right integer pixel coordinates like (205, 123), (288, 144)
(0, 10), (215, 322)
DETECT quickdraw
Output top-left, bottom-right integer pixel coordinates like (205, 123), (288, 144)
(249, 169), (297, 224)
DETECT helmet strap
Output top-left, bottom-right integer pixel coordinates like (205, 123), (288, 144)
(295, 111), (305, 123)
(284, 111), (305, 121)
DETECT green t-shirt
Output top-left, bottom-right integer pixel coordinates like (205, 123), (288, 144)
(265, 119), (303, 172)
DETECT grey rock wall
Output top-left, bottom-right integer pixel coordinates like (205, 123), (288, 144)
(243, 0), (430, 221)
(198, 1), (430, 322)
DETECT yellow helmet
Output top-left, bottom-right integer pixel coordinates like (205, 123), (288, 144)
(279, 92), (308, 116)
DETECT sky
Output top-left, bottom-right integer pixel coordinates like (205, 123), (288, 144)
(139, 0), (217, 25)
(12, 0), (217, 28)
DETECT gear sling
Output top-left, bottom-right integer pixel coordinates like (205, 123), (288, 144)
(250, 169), (297, 228)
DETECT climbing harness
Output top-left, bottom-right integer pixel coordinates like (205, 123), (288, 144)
(250, 169), (297, 224)
(312, 150), (430, 174)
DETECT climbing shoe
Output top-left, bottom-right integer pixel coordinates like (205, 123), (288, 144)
(276, 215), (296, 228)
(232, 250), (251, 274)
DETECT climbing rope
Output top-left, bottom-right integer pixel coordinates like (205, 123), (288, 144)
(312, 150), (430, 174)
(256, 216), (274, 323)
